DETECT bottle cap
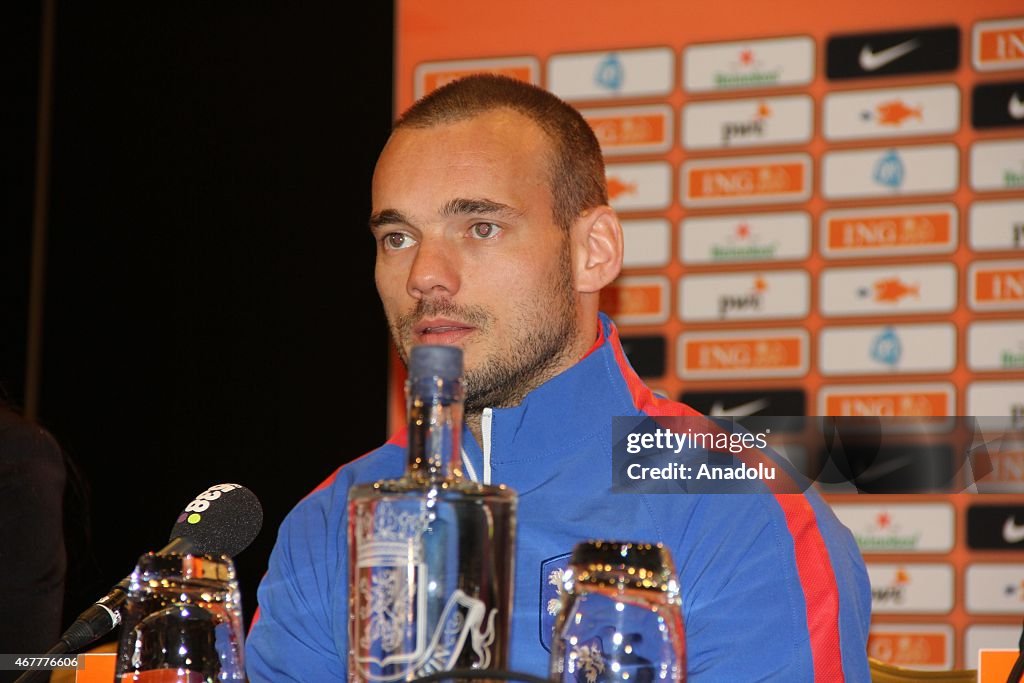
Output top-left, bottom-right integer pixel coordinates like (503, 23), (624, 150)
(409, 345), (463, 383)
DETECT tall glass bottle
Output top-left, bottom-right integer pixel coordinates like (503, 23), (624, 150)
(348, 345), (517, 682)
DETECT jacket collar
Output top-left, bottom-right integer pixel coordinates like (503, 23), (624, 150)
(461, 313), (637, 470)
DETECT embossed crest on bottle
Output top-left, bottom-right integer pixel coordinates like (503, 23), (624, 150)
(348, 346), (517, 682)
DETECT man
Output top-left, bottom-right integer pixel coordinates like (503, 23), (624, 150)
(247, 75), (871, 681)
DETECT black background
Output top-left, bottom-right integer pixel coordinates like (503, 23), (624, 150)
(3, 3), (394, 638)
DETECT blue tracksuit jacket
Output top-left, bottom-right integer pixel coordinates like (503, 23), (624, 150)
(247, 314), (871, 681)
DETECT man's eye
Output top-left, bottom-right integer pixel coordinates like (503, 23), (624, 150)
(383, 232), (415, 250)
(469, 222), (502, 240)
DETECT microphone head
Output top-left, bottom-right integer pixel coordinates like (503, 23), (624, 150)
(170, 483), (263, 558)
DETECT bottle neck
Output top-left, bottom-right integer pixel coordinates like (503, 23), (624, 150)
(405, 376), (464, 483)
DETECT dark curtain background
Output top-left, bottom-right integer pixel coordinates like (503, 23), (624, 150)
(3, 2), (393, 639)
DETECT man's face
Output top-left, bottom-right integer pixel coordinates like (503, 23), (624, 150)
(370, 109), (581, 411)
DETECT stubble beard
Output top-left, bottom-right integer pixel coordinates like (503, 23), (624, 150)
(389, 239), (579, 413)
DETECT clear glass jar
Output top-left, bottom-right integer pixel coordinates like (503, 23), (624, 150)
(116, 553), (245, 682)
(549, 541), (685, 683)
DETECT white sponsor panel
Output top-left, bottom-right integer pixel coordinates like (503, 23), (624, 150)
(823, 84), (960, 141)
(972, 17), (1024, 72)
(548, 47), (674, 101)
(622, 219), (671, 268)
(818, 382), (955, 417)
(681, 153), (812, 207)
(682, 95), (812, 150)
(965, 625), (1024, 668)
(677, 328), (809, 379)
(971, 140), (1024, 192)
(582, 104), (673, 156)
(832, 503), (954, 553)
(970, 200), (1024, 251)
(679, 270), (809, 322)
(819, 323), (956, 376)
(867, 563), (954, 614)
(966, 564), (1024, 614)
(968, 321), (1024, 371)
(683, 36), (814, 92)
(820, 263), (957, 317)
(413, 56), (540, 99)
(868, 623), (954, 671)
(681, 211), (810, 264)
(966, 381), (1024, 416)
(821, 145), (959, 200)
(968, 259), (1024, 312)
(606, 162), (672, 212)
(820, 203), (958, 258)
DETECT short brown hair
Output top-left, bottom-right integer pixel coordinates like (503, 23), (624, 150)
(394, 74), (607, 231)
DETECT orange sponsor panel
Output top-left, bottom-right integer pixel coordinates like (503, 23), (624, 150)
(826, 211), (952, 250)
(422, 66), (534, 94)
(824, 391), (950, 416)
(601, 283), (664, 317)
(586, 112), (667, 148)
(867, 631), (948, 668)
(977, 23), (1024, 66)
(974, 266), (1024, 302)
(76, 652), (117, 682)
(684, 336), (803, 371)
(978, 649), (1020, 683)
(687, 161), (805, 200)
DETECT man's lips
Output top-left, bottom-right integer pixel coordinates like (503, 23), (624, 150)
(413, 318), (476, 344)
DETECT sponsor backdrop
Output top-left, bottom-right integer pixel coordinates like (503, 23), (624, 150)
(393, 0), (1024, 670)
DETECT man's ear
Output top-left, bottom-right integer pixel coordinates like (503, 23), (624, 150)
(573, 205), (623, 294)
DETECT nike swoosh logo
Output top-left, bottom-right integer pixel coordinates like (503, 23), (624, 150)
(710, 398), (769, 417)
(1003, 516), (1024, 544)
(859, 39), (922, 71)
(1009, 93), (1024, 121)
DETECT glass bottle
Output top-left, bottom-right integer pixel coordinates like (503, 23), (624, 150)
(348, 345), (517, 682)
(549, 540), (686, 683)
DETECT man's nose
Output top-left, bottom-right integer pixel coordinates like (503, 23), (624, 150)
(407, 237), (460, 300)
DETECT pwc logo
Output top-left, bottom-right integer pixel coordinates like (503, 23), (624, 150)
(600, 276), (669, 325)
(821, 204), (957, 258)
(868, 563), (954, 614)
(414, 57), (539, 99)
(819, 383), (954, 417)
(682, 95), (812, 151)
(582, 105), (673, 156)
(868, 625), (952, 670)
(679, 270), (809, 322)
(871, 566), (911, 605)
(969, 260), (1024, 311)
(973, 17), (1024, 71)
(682, 153), (811, 207)
(677, 328), (808, 379)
